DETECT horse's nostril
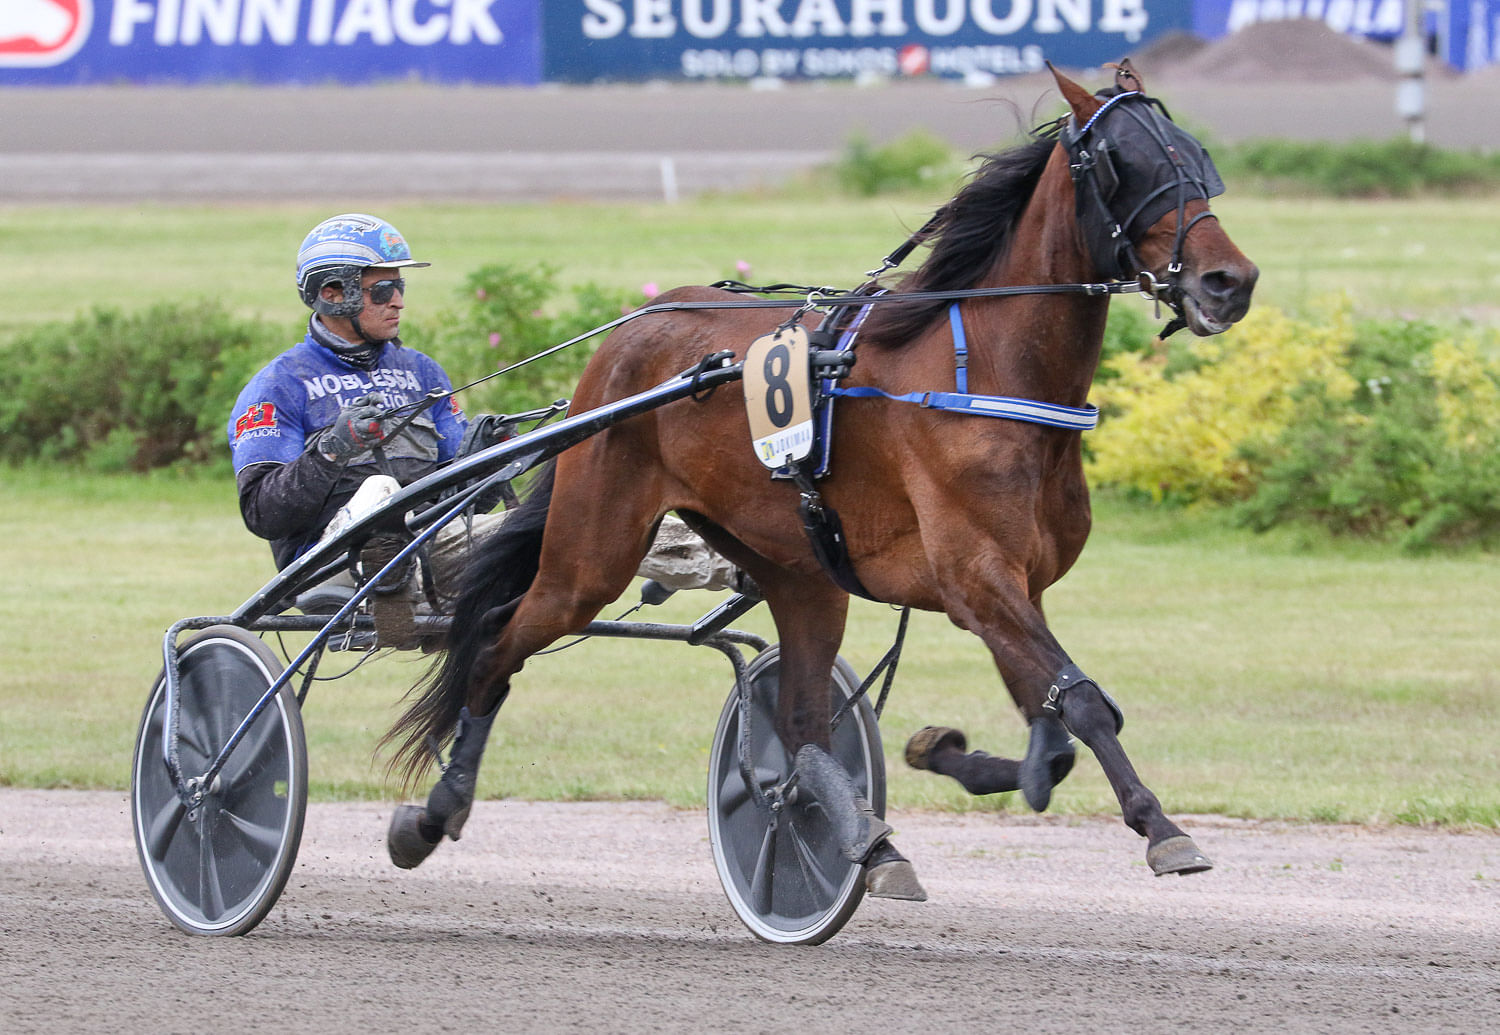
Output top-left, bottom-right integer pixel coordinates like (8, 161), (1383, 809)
(1201, 270), (1238, 299)
(1200, 264), (1260, 301)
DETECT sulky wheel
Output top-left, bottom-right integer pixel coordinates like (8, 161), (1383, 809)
(707, 645), (885, 945)
(131, 625), (307, 936)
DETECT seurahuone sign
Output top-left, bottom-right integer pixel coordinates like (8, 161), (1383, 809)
(543, 0), (1194, 82)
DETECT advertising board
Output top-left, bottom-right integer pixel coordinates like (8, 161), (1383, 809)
(1191, 0), (1500, 73)
(542, 0), (1195, 82)
(0, 0), (542, 84)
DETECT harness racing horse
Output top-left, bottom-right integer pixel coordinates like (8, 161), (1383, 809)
(383, 61), (1258, 895)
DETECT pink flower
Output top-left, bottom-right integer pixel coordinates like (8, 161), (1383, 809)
(475, 287), (488, 300)
(642, 282), (660, 299)
(736, 260), (751, 276)
(488, 332), (502, 347)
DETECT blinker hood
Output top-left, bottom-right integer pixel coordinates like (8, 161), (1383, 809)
(1060, 90), (1225, 279)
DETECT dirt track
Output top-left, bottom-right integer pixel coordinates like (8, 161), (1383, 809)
(3, 790), (1497, 1033)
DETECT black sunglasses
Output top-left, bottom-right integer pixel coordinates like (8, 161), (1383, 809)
(364, 278), (406, 304)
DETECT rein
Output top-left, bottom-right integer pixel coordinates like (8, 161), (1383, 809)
(380, 91), (1214, 428)
(373, 276), (1146, 425)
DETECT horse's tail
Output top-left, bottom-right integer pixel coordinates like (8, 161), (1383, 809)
(381, 459), (557, 790)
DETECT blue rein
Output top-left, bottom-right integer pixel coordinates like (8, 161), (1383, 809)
(826, 302), (1099, 432)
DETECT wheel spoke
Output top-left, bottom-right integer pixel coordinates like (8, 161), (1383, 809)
(747, 821), (778, 918)
(717, 765), (781, 815)
(178, 706), (215, 763)
(144, 795), (188, 862)
(221, 807), (286, 867)
(784, 819), (843, 904)
(218, 709), (283, 792)
(197, 811), (227, 920)
(197, 653), (242, 746)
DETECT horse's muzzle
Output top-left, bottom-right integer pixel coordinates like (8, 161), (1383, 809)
(1179, 259), (1259, 336)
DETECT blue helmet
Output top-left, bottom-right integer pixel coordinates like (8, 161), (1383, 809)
(295, 213), (431, 317)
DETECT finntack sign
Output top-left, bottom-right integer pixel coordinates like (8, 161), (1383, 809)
(0, 0), (540, 83)
(547, 0), (1192, 80)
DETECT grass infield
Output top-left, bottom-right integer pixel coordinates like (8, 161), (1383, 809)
(3, 192), (1497, 826)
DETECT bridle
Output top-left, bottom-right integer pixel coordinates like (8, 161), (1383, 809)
(1058, 89), (1226, 339)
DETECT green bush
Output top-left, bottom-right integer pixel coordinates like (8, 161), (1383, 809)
(0, 268), (640, 473)
(1087, 302), (1500, 549)
(0, 302), (284, 472)
(419, 263), (639, 417)
(831, 130), (962, 197)
(824, 131), (1500, 201)
(1089, 305), (1357, 506)
(1238, 322), (1500, 550)
(1100, 299), (1161, 375)
(1219, 138), (1500, 198)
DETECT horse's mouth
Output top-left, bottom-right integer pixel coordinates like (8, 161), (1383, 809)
(1180, 292), (1237, 336)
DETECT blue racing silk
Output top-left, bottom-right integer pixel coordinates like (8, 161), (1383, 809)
(229, 332), (466, 471)
(228, 327), (469, 567)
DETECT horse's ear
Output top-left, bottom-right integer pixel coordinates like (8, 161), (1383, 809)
(1107, 58), (1145, 94)
(1048, 62), (1102, 123)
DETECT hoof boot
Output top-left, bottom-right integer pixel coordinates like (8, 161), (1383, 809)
(866, 858), (928, 901)
(1020, 716), (1075, 813)
(388, 804), (444, 870)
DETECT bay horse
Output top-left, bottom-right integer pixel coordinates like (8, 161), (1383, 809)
(383, 61), (1258, 895)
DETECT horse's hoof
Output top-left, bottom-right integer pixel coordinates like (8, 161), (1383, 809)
(904, 726), (967, 770)
(388, 804), (444, 870)
(1147, 834), (1213, 876)
(865, 858), (928, 901)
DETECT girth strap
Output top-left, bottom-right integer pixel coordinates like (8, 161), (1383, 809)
(793, 469), (880, 602)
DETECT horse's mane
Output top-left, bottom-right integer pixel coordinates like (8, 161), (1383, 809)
(860, 130), (1060, 347)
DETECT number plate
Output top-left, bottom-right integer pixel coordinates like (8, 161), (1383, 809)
(743, 324), (815, 471)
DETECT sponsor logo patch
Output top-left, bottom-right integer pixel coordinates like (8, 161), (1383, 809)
(234, 402), (278, 440)
(0, 0), (90, 68)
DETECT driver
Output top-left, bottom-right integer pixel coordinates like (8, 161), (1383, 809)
(228, 213), (739, 647)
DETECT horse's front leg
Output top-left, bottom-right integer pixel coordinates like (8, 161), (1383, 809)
(914, 551), (1210, 875)
(1047, 664), (1212, 875)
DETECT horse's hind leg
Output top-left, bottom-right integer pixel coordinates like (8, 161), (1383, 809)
(758, 576), (927, 901)
(388, 698), (499, 868)
(390, 474), (663, 868)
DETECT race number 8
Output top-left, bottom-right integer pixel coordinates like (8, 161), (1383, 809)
(763, 342), (794, 428)
(743, 324), (814, 470)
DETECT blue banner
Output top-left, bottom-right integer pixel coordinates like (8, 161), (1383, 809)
(1191, 0), (1500, 72)
(1191, 0), (1404, 40)
(1444, 0), (1500, 70)
(0, 0), (542, 84)
(543, 0), (1195, 83)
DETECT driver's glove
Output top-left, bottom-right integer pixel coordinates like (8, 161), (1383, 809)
(318, 395), (389, 463)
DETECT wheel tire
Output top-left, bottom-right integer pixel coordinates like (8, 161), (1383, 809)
(706, 645), (885, 945)
(131, 625), (308, 936)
